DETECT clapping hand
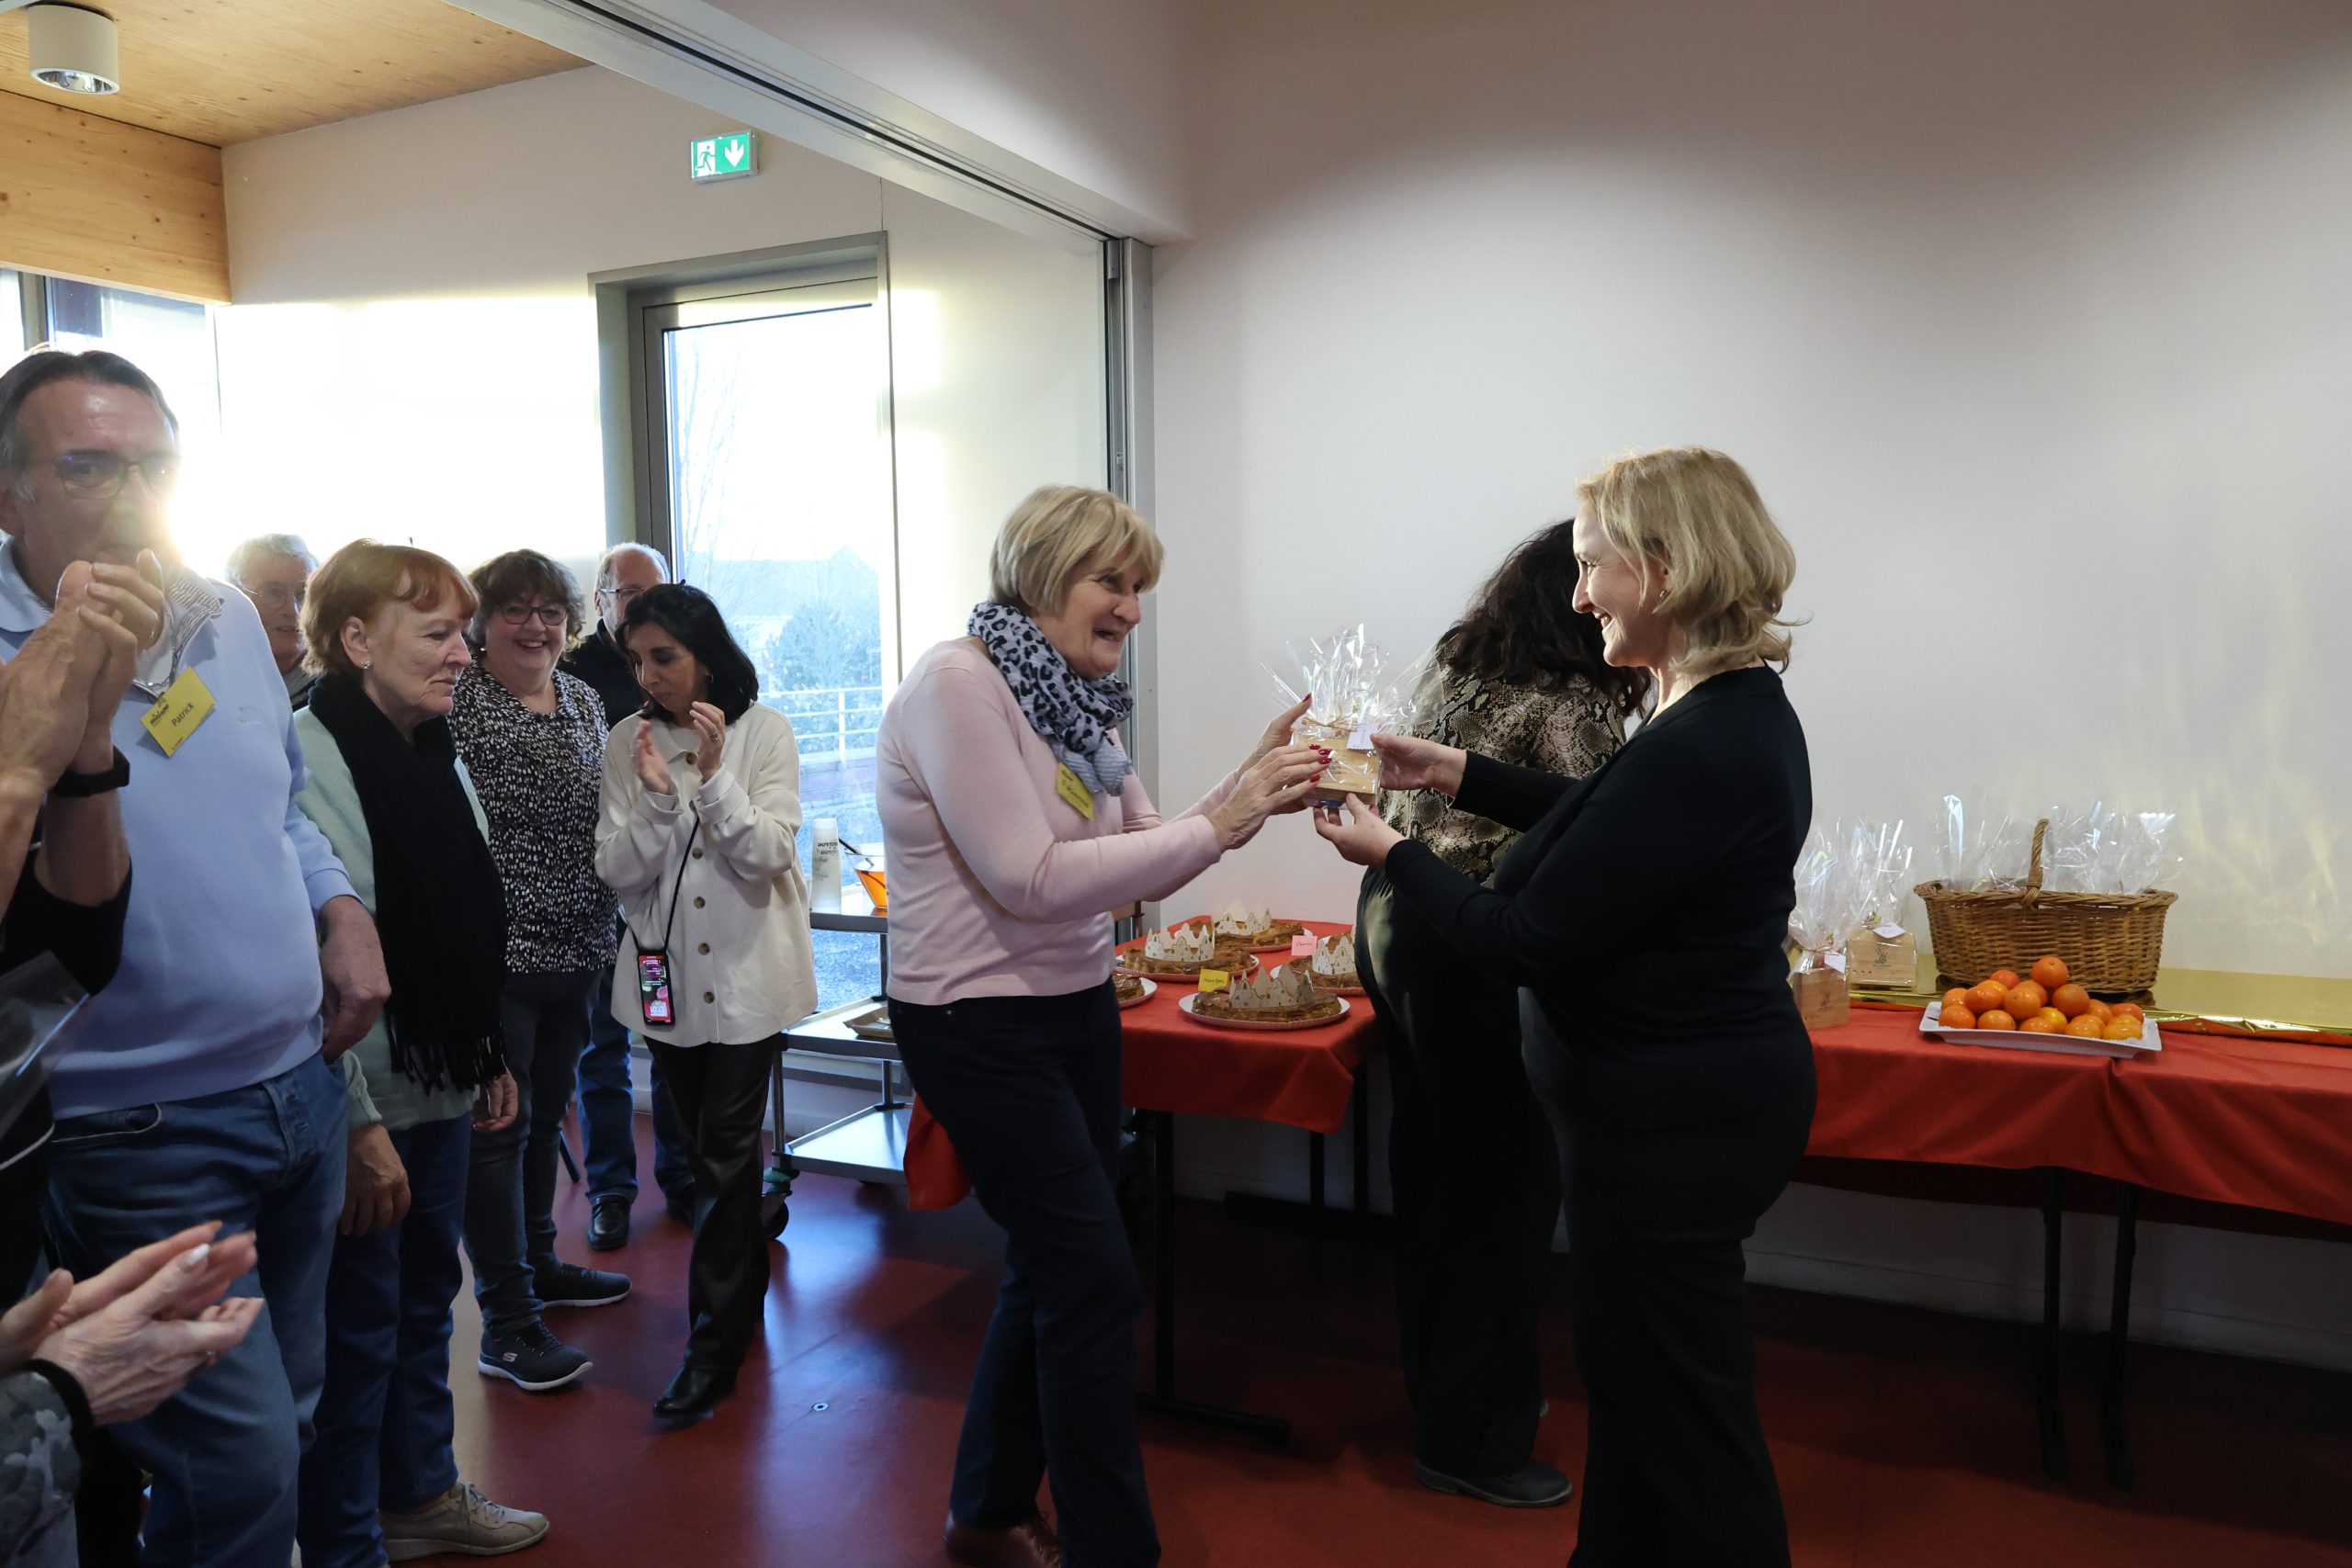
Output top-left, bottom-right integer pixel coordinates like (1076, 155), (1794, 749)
(58, 552), (166, 772)
(633, 721), (674, 797)
(686, 702), (728, 779)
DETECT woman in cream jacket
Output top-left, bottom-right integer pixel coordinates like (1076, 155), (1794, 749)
(594, 583), (814, 1426)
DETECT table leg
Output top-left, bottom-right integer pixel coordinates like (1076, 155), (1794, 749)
(2101, 1182), (2138, 1491)
(2038, 1168), (2069, 1481)
(1135, 1110), (1292, 1444)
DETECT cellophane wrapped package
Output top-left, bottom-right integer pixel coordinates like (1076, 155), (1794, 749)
(1848, 820), (1917, 987)
(1265, 626), (1425, 799)
(1789, 822), (1872, 1026)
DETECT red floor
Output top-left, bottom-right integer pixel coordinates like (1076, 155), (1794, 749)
(444, 1121), (2352, 1567)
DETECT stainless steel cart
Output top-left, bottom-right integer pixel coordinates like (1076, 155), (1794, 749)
(761, 885), (900, 1237)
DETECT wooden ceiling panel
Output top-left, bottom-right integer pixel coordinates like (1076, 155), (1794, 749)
(0, 0), (582, 148)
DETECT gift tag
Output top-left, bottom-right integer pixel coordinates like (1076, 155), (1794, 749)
(141, 667), (215, 757)
(1346, 728), (1372, 751)
(1872, 922), (1906, 941)
(1290, 933), (1317, 958)
(1196, 967), (1230, 994)
(1054, 762), (1095, 819)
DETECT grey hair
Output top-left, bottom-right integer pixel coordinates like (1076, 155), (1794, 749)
(225, 533), (318, 590)
(595, 541), (670, 593)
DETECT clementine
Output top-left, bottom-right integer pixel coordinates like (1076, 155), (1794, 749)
(1966, 982), (2010, 1015)
(1988, 969), (2021, 990)
(2005, 982), (2048, 1018)
(2110, 1002), (2146, 1023)
(2103, 1017), (2143, 1042)
(2051, 983), (2092, 1019)
(2036, 1008), (2069, 1031)
(2031, 956), (2070, 991)
(1978, 1010), (2018, 1031)
(2020, 1015), (2062, 1033)
(1941, 1005), (1978, 1030)
(1942, 987), (1973, 1014)
(2065, 1015), (2107, 1039)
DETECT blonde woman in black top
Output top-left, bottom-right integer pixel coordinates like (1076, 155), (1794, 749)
(1319, 447), (1813, 1567)
(1363, 521), (1646, 1510)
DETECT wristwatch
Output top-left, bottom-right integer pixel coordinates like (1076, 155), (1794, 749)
(51, 747), (130, 797)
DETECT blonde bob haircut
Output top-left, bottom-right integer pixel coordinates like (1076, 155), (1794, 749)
(987, 484), (1165, 615)
(302, 540), (481, 680)
(1577, 446), (1800, 676)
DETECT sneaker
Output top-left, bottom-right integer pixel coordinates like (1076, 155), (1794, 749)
(380, 1481), (549, 1560)
(533, 1260), (631, 1309)
(1412, 1458), (1573, 1508)
(476, 1323), (591, 1392)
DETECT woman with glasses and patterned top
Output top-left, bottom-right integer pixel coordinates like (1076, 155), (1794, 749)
(447, 551), (631, 1399)
(595, 583), (815, 1427)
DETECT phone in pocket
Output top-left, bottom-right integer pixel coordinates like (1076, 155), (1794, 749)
(638, 950), (674, 1028)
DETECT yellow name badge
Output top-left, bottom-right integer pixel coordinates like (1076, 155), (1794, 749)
(140, 667), (216, 757)
(1054, 762), (1096, 820)
(1196, 967), (1230, 994)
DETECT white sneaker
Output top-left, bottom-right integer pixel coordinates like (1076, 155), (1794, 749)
(381, 1481), (549, 1560)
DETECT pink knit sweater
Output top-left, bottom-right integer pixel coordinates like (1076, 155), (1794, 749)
(876, 638), (1237, 1005)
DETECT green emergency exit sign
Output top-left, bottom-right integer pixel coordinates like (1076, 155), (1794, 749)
(689, 130), (757, 183)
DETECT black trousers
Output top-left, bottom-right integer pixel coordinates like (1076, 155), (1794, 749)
(1357, 868), (1560, 1476)
(648, 1040), (775, 1372)
(1530, 1021), (1815, 1568)
(890, 985), (1157, 1568)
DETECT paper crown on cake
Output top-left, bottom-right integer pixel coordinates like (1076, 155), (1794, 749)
(1224, 960), (1317, 1010)
(1213, 900), (1272, 936)
(1310, 931), (1357, 976)
(1144, 922), (1218, 962)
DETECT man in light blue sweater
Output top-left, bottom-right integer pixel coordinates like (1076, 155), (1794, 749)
(0, 350), (392, 1567)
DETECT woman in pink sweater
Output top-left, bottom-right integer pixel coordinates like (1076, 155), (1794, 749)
(878, 485), (1322, 1568)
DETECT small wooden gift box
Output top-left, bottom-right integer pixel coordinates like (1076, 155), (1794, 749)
(1789, 952), (1851, 1030)
(1846, 925), (1918, 988)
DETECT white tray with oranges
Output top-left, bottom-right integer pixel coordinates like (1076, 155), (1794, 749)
(1920, 956), (2161, 1061)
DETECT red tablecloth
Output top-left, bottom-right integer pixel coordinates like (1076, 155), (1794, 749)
(904, 922), (1380, 1209)
(1808, 1006), (2352, 1227)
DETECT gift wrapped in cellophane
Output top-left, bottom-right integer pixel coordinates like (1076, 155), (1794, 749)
(1266, 626), (1425, 800)
(1789, 822), (1873, 1029)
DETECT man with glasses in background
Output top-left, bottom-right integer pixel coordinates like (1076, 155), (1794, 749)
(563, 542), (695, 1249)
(226, 532), (320, 708)
(0, 349), (389, 1567)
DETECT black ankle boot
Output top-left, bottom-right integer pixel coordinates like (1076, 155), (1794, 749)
(652, 1362), (736, 1423)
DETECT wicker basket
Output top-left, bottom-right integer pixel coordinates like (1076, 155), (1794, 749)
(1914, 818), (2177, 993)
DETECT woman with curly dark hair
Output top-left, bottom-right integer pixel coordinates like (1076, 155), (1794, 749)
(594, 584), (813, 1425)
(1361, 519), (1648, 1510)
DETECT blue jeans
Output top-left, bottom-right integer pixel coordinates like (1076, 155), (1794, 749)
(297, 1114), (469, 1568)
(577, 962), (694, 1210)
(41, 1053), (345, 1568)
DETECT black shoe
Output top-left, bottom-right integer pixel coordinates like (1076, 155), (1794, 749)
(534, 1260), (631, 1309)
(652, 1363), (736, 1423)
(1412, 1459), (1573, 1508)
(477, 1323), (591, 1393)
(663, 1190), (695, 1228)
(587, 1196), (630, 1252)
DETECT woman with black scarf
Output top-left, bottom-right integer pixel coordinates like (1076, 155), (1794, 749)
(288, 542), (550, 1568)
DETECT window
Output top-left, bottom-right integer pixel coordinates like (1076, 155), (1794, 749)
(624, 254), (897, 1011)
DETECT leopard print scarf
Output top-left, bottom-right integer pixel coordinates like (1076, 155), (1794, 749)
(968, 601), (1135, 795)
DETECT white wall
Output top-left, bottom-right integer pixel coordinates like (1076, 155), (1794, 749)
(218, 64), (1104, 648)
(1142, 0), (2352, 1367)
(1153, 0), (2352, 983)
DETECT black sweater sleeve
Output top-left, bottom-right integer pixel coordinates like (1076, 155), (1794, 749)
(1383, 728), (1735, 989)
(0, 855), (130, 994)
(1449, 750), (1577, 833)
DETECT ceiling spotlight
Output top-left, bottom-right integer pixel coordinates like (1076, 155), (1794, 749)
(25, 3), (122, 96)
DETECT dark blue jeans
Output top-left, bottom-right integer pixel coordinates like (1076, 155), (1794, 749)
(40, 1053), (345, 1568)
(466, 970), (593, 1337)
(576, 963), (694, 1210)
(296, 1113), (469, 1568)
(889, 984), (1158, 1568)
